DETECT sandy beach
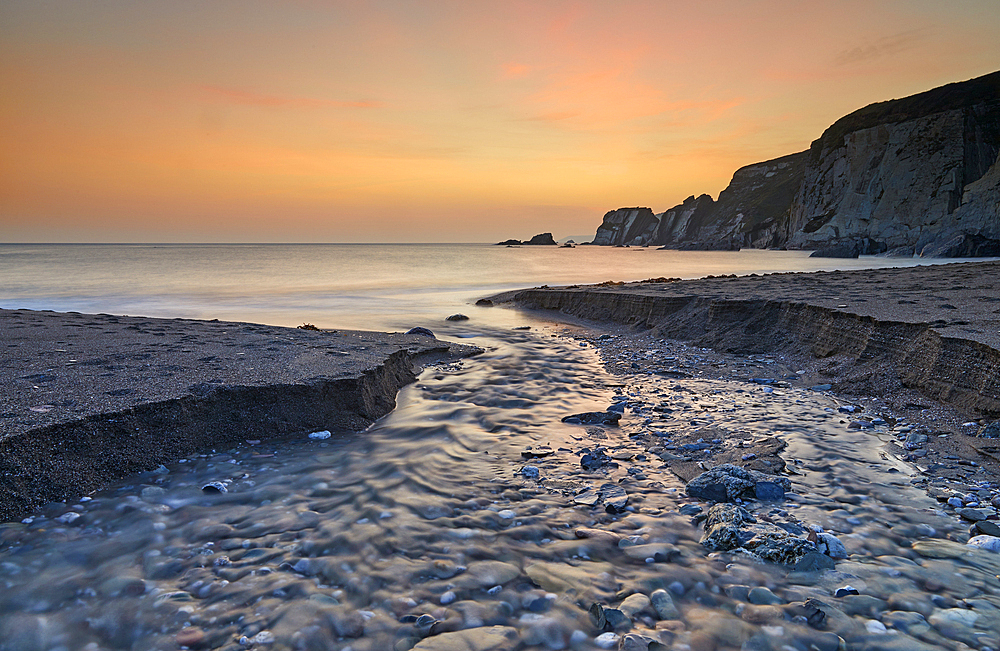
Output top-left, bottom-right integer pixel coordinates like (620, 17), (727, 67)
(0, 309), (478, 520)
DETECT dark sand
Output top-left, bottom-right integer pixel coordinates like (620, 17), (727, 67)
(0, 309), (478, 520)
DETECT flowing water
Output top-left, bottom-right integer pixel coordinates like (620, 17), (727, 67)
(2, 245), (1000, 650)
(1, 323), (998, 651)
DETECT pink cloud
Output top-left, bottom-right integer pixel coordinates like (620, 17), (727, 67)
(197, 85), (382, 109)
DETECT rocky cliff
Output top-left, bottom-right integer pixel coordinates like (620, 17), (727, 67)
(591, 71), (1000, 256)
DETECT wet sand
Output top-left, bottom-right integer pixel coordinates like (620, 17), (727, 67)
(0, 309), (478, 521)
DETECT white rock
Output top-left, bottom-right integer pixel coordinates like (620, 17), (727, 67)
(440, 591), (456, 604)
(308, 430), (332, 439)
(967, 535), (1000, 553)
(497, 510), (516, 519)
(865, 620), (887, 634)
(817, 533), (849, 559)
(594, 632), (620, 649)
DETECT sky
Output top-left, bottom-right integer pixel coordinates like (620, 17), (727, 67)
(2, 1), (999, 243)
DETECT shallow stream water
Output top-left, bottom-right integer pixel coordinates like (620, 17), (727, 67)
(1, 325), (998, 651)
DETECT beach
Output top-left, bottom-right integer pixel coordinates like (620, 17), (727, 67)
(1, 262), (1000, 651)
(0, 309), (478, 520)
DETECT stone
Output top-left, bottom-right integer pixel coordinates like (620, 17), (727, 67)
(600, 483), (629, 513)
(650, 589), (681, 620)
(405, 327), (435, 337)
(967, 535), (1000, 552)
(411, 626), (519, 651)
(563, 412), (621, 427)
(928, 608), (979, 629)
(445, 314), (469, 322)
(974, 520), (1000, 537)
(793, 552), (836, 572)
(454, 561), (520, 589)
(979, 422), (1000, 438)
(834, 586), (860, 598)
(816, 533), (848, 559)
(618, 593), (652, 618)
(686, 464), (790, 502)
(912, 540), (969, 559)
(594, 632), (620, 649)
(958, 507), (990, 521)
(574, 527), (623, 544)
(201, 481), (228, 493)
(520, 466), (540, 480)
(176, 627), (207, 648)
(700, 503), (813, 564)
(748, 587), (784, 605)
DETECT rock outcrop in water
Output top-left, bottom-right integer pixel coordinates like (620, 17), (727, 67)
(590, 71), (1000, 256)
(496, 233), (557, 245)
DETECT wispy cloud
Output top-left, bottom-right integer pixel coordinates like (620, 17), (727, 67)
(501, 63), (532, 79)
(197, 85), (383, 109)
(835, 28), (931, 66)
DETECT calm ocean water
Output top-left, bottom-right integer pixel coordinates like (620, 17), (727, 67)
(0, 243), (983, 331)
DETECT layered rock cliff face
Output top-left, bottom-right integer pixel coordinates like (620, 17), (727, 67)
(591, 71), (1000, 256)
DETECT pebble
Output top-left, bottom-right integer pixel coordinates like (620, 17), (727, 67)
(835, 586), (860, 598)
(308, 430), (332, 439)
(650, 589), (680, 619)
(748, 587), (783, 605)
(201, 481), (228, 494)
(594, 632), (620, 649)
(966, 535), (1000, 552)
(445, 314), (469, 321)
(520, 466), (540, 480)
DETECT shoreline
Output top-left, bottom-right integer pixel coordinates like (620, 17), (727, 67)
(0, 309), (478, 521)
(487, 261), (1000, 488)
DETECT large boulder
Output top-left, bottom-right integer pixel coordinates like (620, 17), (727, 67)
(701, 504), (816, 565)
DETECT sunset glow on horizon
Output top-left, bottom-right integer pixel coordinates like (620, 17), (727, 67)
(2, 0), (999, 243)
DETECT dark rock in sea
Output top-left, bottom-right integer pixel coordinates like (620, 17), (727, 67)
(526, 232), (557, 245)
(686, 463), (790, 502)
(835, 586), (860, 598)
(405, 327), (435, 337)
(475, 298), (493, 306)
(809, 241), (861, 258)
(445, 314), (469, 321)
(495, 233), (557, 246)
(919, 232), (1000, 258)
(562, 411), (621, 426)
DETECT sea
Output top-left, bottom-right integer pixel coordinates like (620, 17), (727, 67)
(1, 244), (997, 651)
(0, 243), (976, 331)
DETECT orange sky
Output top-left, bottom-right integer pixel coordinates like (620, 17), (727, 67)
(2, 0), (998, 242)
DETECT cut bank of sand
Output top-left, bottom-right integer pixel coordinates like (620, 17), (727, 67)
(487, 260), (1000, 483)
(0, 309), (478, 521)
